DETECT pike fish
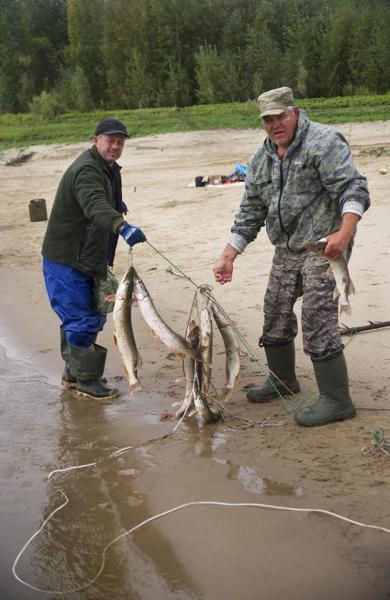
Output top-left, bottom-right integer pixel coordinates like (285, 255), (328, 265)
(175, 321), (199, 418)
(133, 269), (200, 360)
(112, 266), (142, 395)
(200, 302), (213, 393)
(305, 238), (355, 315)
(193, 359), (220, 425)
(212, 303), (240, 401)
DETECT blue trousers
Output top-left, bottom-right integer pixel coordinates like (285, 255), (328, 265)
(43, 258), (106, 347)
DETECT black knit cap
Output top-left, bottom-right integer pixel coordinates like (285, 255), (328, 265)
(95, 117), (129, 137)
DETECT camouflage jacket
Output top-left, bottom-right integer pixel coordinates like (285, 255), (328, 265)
(230, 110), (370, 252)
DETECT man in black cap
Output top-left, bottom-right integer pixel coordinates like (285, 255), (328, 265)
(42, 117), (146, 400)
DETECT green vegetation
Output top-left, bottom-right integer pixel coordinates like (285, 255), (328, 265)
(1, 94), (390, 151)
(2, 0), (390, 117)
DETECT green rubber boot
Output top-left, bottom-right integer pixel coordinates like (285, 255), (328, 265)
(247, 342), (300, 403)
(60, 328), (76, 388)
(294, 352), (356, 427)
(68, 343), (119, 400)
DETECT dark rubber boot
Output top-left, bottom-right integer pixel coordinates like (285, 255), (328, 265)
(60, 328), (77, 388)
(69, 343), (119, 400)
(294, 352), (356, 427)
(247, 342), (300, 403)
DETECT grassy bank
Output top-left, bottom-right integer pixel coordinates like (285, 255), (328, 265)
(1, 94), (390, 151)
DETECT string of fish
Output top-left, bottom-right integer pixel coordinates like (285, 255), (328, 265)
(145, 241), (314, 415)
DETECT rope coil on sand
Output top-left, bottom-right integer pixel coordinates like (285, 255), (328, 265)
(12, 442), (390, 595)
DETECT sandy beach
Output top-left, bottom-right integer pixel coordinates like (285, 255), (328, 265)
(1, 122), (390, 599)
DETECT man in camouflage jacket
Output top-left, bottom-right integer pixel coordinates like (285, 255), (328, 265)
(213, 87), (370, 427)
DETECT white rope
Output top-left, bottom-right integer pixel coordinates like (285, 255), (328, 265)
(12, 461), (390, 595)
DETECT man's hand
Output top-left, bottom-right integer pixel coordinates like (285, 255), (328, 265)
(213, 245), (239, 284)
(120, 201), (128, 214)
(325, 213), (360, 260)
(118, 222), (146, 247)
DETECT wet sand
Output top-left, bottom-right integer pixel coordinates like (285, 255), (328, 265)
(1, 124), (390, 599)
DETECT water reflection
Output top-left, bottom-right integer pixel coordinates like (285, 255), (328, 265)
(24, 391), (201, 599)
(179, 424), (304, 499)
(225, 461), (304, 497)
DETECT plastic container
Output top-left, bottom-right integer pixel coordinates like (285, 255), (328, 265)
(29, 198), (47, 222)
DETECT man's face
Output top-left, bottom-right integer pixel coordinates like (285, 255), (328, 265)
(94, 133), (126, 165)
(262, 107), (299, 149)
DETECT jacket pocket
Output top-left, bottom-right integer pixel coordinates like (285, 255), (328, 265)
(256, 178), (273, 206)
(77, 223), (107, 276)
(293, 164), (320, 195)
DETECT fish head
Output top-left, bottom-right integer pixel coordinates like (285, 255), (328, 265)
(132, 269), (148, 300)
(304, 238), (328, 254)
(186, 320), (200, 340)
(124, 266), (135, 282)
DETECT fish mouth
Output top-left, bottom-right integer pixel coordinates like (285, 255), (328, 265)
(304, 238), (328, 252)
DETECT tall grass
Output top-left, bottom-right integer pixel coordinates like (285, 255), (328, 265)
(1, 93), (390, 151)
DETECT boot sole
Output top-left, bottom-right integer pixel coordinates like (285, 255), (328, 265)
(76, 389), (120, 400)
(247, 386), (300, 403)
(62, 379), (77, 388)
(63, 378), (108, 390)
(295, 406), (356, 427)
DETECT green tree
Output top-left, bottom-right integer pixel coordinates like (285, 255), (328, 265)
(0, 0), (30, 112)
(67, 0), (105, 107)
(55, 66), (94, 112)
(27, 0), (68, 97)
(195, 44), (241, 104)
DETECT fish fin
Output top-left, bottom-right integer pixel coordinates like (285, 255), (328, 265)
(171, 400), (182, 407)
(160, 412), (173, 421)
(333, 289), (340, 300)
(339, 303), (351, 316)
(188, 408), (197, 417)
(137, 351), (143, 368)
(175, 375), (187, 383)
(199, 345), (208, 354)
(129, 380), (141, 396)
(113, 333), (117, 346)
(186, 320), (199, 335)
(104, 294), (116, 303)
(348, 280), (355, 295)
(150, 330), (160, 340)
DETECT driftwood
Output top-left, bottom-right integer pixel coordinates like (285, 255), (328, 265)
(340, 320), (390, 336)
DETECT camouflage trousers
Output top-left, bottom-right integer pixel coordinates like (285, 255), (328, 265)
(261, 247), (343, 360)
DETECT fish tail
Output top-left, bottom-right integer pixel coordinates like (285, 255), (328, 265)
(129, 380), (141, 396)
(223, 387), (233, 402)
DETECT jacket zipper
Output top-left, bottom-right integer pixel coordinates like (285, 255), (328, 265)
(277, 158), (292, 251)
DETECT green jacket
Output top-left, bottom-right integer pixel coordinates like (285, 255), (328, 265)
(230, 110), (370, 253)
(42, 146), (124, 277)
